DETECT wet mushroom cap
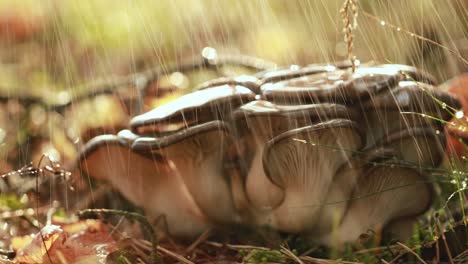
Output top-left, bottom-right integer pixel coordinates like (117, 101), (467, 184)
(373, 126), (446, 167)
(232, 100), (360, 138)
(260, 67), (402, 105)
(130, 84), (255, 135)
(195, 75), (261, 93)
(355, 81), (459, 147)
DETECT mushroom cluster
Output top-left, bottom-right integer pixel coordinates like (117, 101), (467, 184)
(77, 62), (460, 244)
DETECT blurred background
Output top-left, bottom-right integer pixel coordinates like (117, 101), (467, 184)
(0, 0), (466, 96)
(0, 0), (466, 170)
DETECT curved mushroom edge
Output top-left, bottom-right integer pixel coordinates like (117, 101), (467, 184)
(361, 81), (461, 119)
(260, 68), (401, 105)
(130, 120), (232, 153)
(359, 159), (435, 221)
(261, 118), (365, 189)
(233, 100), (359, 122)
(195, 75), (261, 93)
(129, 84), (256, 134)
(77, 134), (127, 163)
(372, 126), (447, 167)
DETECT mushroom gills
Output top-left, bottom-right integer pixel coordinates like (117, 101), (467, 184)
(261, 119), (364, 233)
(312, 148), (397, 235)
(320, 161), (432, 245)
(232, 101), (357, 213)
(133, 121), (239, 224)
(78, 136), (209, 237)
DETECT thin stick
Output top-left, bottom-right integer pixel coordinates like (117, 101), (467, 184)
(280, 246), (304, 264)
(158, 246), (195, 264)
(396, 242), (427, 264)
(340, 0), (359, 72)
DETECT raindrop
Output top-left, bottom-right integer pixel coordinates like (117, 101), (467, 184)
(202, 47), (218, 61)
(410, 33), (415, 37)
(57, 91), (71, 105)
(435, 130), (440, 135)
(290, 65), (300, 71)
(442, 103), (447, 109)
(380, 21), (386, 26)
(397, 27), (401, 31)
(0, 128), (5, 143)
(30, 105), (47, 126)
(455, 111), (464, 119)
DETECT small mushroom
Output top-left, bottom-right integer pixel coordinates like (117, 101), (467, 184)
(130, 84), (255, 135)
(320, 159), (432, 245)
(261, 119), (364, 233)
(77, 134), (210, 237)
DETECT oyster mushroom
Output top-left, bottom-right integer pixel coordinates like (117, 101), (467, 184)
(130, 84), (255, 135)
(195, 75), (261, 93)
(131, 121), (238, 224)
(261, 119), (364, 233)
(260, 67), (401, 105)
(320, 159), (432, 245)
(77, 134), (209, 237)
(361, 81), (460, 147)
(312, 148), (397, 236)
(231, 101), (358, 214)
(375, 126), (446, 167)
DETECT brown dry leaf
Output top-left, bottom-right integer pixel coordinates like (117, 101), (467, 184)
(14, 220), (117, 264)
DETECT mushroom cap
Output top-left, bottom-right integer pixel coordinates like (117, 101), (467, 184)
(361, 81), (460, 117)
(374, 126), (446, 167)
(260, 67), (402, 105)
(77, 134), (210, 237)
(195, 75), (261, 93)
(260, 119), (364, 233)
(130, 84), (255, 135)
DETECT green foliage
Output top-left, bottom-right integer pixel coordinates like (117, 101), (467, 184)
(246, 249), (288, 264)
(0, 193), (26, 210)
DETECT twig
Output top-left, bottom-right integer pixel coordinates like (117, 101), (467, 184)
(395, 242), (427, 264)
(158, 246), (195, 264)
(340, 0), (359, 72)
(436, 216), (454, 264)
(280, 246), (304, 264)
(204, 241), (270, 251)
(185, 229), (211, 254)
